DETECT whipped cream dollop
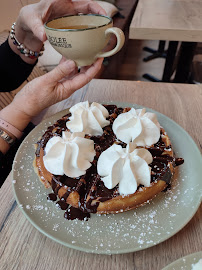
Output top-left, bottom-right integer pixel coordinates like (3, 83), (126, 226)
(112, 108), (160, 146)
(43, 131), (95, 178)
(97, 142), (153, 195)
(66, 101), (110, 136)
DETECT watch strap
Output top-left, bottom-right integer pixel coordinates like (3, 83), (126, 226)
(0, 119), (23, 139)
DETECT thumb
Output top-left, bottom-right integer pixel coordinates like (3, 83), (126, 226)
(31, 17), (47, 42)
(19, 4), (47, 42)
(41, 60), (76, 86)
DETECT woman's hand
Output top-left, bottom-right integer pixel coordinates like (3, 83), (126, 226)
(11, 57), (103, 118)
(19, 0), (106, 41)
(0, 56), (103, 153)
(8, 0), (106, 64)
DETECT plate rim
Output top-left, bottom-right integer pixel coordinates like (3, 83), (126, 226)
(162, 251), (202, 270)
(12, 102), (202, 254)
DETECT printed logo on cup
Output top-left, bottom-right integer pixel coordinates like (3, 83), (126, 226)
(48, 36), (72, 48)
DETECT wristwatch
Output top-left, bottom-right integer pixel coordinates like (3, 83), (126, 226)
(0, 128), (15, 146)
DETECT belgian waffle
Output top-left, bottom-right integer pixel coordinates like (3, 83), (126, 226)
(34, 105), (180, 219)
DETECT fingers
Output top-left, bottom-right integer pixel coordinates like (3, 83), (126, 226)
(18, 5), (46, 42)
(59, 58), (103, 95)
(40, 59), (77, 86)
(31, 20), (46, 42)
(73, 1), (107, 16)
(24, 14), (46, 42)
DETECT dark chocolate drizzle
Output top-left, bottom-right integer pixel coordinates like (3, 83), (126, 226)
(36, 105), (182, 220)
(175, 158), (184, 166)
(47, 193), (57, 201)
(56, 200), (69, 210)
(64, 207), (90, 221)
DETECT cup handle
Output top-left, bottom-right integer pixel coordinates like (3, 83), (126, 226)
(96, 27), (125, 58)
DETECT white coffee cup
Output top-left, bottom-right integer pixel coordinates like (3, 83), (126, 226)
(44, 14), (125, 66)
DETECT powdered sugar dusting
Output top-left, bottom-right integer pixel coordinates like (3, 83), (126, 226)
(12, 109), (202, 254)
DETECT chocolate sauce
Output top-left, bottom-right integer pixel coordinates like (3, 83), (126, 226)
(35, 114), (70, 157)
(64, 206), (90, 221)
(36, 104), (183, 220)
(104, 104), (118, 115)
(47, 193), (57, 201)
(56, 200), (69, 210)
(175, 158), (184, 166)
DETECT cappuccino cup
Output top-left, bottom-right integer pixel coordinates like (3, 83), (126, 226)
(44, 14), (125, 66)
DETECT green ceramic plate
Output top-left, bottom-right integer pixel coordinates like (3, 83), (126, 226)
(162, 251), (202, 270)
(12, 102), (202, 254)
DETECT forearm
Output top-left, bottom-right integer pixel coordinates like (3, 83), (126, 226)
(0, 102), (32, 154)
(0, 115), (35, 187)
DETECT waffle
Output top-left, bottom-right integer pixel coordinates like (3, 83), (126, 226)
(34, 105), (177, 218)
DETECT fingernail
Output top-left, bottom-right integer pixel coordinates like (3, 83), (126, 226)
(65, 60), (76, 69)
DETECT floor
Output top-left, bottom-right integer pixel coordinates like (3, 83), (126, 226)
(117, 39), (166, 81)
(117, 39), (202, 83)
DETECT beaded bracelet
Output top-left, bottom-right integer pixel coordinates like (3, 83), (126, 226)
(10, 22), (44, 59)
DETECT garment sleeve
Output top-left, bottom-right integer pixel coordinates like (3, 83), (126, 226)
(0, 38), (37, 92)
